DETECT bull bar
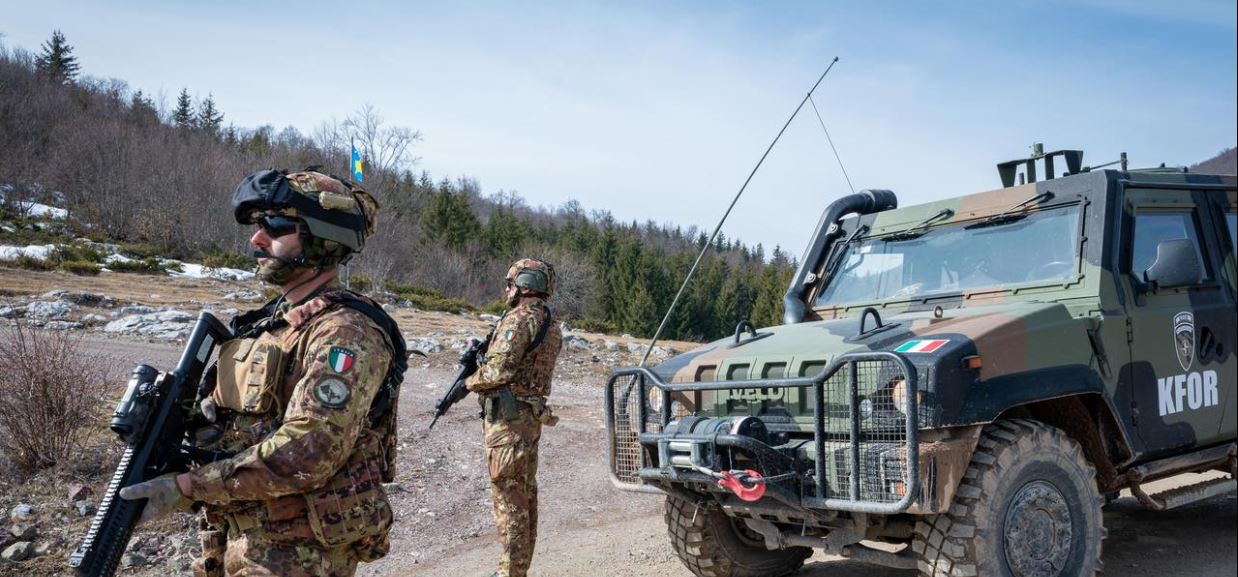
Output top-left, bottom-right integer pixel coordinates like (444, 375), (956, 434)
(605, 351), (920, 514)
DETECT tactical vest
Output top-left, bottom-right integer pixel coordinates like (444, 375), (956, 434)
(198, 289), (406, 556)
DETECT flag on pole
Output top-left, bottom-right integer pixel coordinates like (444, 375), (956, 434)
(351, 143), (365, 183)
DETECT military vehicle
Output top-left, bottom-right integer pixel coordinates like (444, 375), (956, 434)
(605, 145), (1237, 577)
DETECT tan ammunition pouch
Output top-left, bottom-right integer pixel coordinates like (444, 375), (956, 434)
(218, 435), (392, 557)
(303, 434), (393, 550)
(212, 337), (286, 414)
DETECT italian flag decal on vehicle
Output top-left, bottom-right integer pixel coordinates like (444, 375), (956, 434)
(894, 339), (949, 353)
(328, 347), (356, 373)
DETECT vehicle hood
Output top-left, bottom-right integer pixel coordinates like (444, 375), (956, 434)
(650, 301), (1092, 385)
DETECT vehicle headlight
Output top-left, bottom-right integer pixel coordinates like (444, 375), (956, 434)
(647, 384), (664, 413)
(890, 378), (910, 416)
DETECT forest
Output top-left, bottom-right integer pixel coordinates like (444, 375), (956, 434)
(0, 32), (797, 341)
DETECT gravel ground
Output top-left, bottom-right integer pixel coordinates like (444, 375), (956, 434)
(0, 269), (1234, 576)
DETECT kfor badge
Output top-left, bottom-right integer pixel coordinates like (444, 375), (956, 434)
(328, 347), (356, 373)
(314, 378), (351, 409)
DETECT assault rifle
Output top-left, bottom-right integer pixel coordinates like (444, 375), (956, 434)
(428, 335), (491, 429)
(69, 312), (232, 577)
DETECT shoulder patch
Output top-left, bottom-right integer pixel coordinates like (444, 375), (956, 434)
(313, 377), (352, 409)
(503, 329), (515, 342)
(327, 346), (356, 373)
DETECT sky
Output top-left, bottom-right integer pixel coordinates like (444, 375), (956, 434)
(2, 0), (1235, 257)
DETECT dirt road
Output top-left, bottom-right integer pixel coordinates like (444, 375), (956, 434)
(86, 334), (1236, 577)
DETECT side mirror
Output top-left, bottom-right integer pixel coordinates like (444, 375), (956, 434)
(1142, 238), (1203, 291)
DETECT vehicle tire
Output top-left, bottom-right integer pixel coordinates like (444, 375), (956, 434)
(664, 494), (811, 577)
(913, 419), (1104, 577)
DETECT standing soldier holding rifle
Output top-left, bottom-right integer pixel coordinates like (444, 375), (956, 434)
(466, 259), (563, 577)
(117, 169), (405, 577)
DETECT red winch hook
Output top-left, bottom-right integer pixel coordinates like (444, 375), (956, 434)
(717, 470), (766, 502)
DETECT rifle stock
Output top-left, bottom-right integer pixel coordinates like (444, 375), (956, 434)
(69, 312), (231, 577)
(428, 335), (490, 429)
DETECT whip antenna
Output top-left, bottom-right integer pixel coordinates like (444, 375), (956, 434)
(808, 95), (855, 194)
(640, 57), (841, 366)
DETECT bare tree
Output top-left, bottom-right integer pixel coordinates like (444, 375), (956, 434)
(343, 104), (421, 193)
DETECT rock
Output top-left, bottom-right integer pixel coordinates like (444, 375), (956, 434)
(563, 334), (592, 351)
(8, 523), (36, 540)
(382, 303), (398, 313)
(68, 484), (93, 501)
(120, 305), (159, 315)
(382, 482), (406, 494)
(1, 541), (33, 562)
(25, 301), (74, 319)
(222, 290), (263, 302)
(626, 342), (646, 354)
(123, 552), (148, 568)
(9, 504), (35, 520)
(80, 313), (109, 324)
(478, 314), (502, 323)
(368, 290), (398, 303)
(408, 338), (444, 354)
(603, 340), (619, 352)
(651, 346), (677, 358)
(44, 320), (83, 330)
(75, 500), (96, 517)
(0, 306), (26, 319)
(33, 538), (63, 556)
(40, 289), (70, 300)
(621, 333), (634, 339)
(104, 310), (194, 339)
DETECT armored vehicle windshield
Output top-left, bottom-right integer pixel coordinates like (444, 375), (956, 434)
(815, 204), (1080, 306)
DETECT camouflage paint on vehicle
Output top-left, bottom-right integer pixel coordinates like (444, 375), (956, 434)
(610, 164), (1237, 516)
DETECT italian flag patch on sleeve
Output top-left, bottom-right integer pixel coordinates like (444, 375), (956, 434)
(894, 339), (949, 353)
(328, 347), (356, 373)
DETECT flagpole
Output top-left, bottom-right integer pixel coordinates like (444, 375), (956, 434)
(344, 136), (354, 290)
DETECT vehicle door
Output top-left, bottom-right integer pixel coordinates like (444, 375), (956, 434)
(1121, 186), (1236, 458)
(1215, 189), (1237, 439)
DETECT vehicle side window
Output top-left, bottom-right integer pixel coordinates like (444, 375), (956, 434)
(1130, 211), (1210, 282)
(1227, 212), (1236, 253)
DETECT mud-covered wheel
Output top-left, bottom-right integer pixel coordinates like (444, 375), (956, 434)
(914, 419), (1104, 577)
(664, 495), (811, 577)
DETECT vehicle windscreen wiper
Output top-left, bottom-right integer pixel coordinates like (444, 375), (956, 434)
(966, 191), (1054, 230)
(882, 208), (954, 242)
(818, 224), (870, 281)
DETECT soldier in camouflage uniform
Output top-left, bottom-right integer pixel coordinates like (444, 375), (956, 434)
(120, 169), (404, 577)
(466, 258), (563, 577)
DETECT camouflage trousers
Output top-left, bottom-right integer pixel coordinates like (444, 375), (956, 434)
(192, 521), (359, 577)
(484, 404), (543, 577)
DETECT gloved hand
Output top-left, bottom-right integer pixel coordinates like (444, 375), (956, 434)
(118, 473), (193, 525)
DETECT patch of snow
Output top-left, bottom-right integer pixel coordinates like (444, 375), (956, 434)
(0, 186), (68, 219)
(169, 261), (255, 281)
(0, 244), (56, 261)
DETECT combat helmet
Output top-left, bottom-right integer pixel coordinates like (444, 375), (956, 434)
(231, 169), (379, 268)
(506, 258), (556, 298)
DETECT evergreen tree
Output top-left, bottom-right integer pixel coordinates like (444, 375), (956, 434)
(197, 94), (224, 134)
(129, 89), (158, 123)
(173, 88), (195, 129)
(35, 30), (80, 83)
(484, 206), (528, 258)
(422, 183), (481, 249)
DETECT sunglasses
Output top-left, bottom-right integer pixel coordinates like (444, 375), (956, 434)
(257, 215), (300, 238)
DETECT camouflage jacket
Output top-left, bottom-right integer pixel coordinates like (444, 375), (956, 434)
(466, 298), (562, 398)
(186, 285), (394, 505)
